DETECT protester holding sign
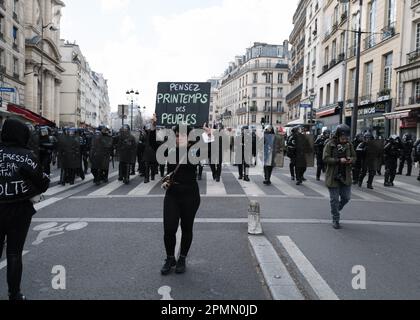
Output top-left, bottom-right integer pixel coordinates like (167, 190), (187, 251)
(0, 119), (50, 300)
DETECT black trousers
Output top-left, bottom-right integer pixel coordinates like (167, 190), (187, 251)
(197, 164), (204, 178)
(296, 167), (306, 182)
(163, 184), (201, 257)
(210, 164), (222, 179)
(144, 162), (157, 181)
(359, 167), (376, 186)
(82, 152), (89, 174)
(0, 203), (34, 296)
(119, 162), (130, 181)
(92, 168), (109, 183)
(385, 159), (398, 184)
(40, 152), (52, 176)
(238, 162), (249, 178)
(289, 158), (296, 178)
(264, 166), (274, 181)
(399, 156), (413, 175)
(316, 157), (325, 179)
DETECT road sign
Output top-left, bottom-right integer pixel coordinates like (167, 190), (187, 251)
(0, 87), (15, 93)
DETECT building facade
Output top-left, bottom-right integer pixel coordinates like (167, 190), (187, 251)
(218, 42), (290, 131)
(393, 0), (420, 139)
(316, 0), (350, 132)
(207, 77), (221, 127)
(344, 0), (402, 138)
(0, 0), (26, 107)
(59, 40), (110, 128)
(287, 0), (307, 127)
(24, 0), (65, 125)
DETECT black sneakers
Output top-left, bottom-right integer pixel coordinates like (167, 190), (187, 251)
(175, 257), (187, 274)
(9, 293), (26, 301)
(333, 221), (341, 230)
(161, 257), (177, 276)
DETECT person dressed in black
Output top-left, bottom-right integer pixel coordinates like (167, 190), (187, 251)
(398, 133), (414, 176)
(0, 119), (50, 300)
(236, 126), (251, 182)
(117, 125), (137, 184)
(90, 126), (113, 186)
(79, 129), (90, 175)
(209, 126), (224, 182)
(357, 131), (377, 190)
(161, 125), (202, 276)
(352, 133), (364, 185)
(142, 124), (158, 184)
(314, 130), (331, 181)
(263, 125), (283, 185)
(286, 127), (298, 181)
(38, 126), (56, 177)
(295, 129), (311, 186)
(384, 135), (402, 187)
(415, 139), (420, 182)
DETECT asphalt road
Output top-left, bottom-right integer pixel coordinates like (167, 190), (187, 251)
(1, 162), (419, 300)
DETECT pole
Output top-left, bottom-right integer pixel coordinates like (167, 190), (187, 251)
(310, 99), (314, 135)
(122, 106), (124, 127)
(351, 0), (363, 139)
(131, 99), (133, 130)
(270, 72), (274, 126)
(247, 96), (250, 127)
(39, 25), (44, 117)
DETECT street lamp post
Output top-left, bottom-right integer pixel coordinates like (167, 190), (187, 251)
(126, 89), (139, 130)
(339, 0), (363, 139)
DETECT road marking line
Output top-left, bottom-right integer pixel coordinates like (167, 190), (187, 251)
(368, 185), (420, 204)
(128, 179), (160, 196)
(30, 218), (420, 228)
(88, 179), (122, 196)
(249, 236), (304, 300)
(306, 175), (384, 202)
(377, 179), (420, 195)
(281, 174), (329, 198)
(206, 172), (227, 196)
(277, 236), (339, 300)
(44, 175), (94, 196)
(270, 175), (305, 197)
(0, 251), (29, 271)
(230, 168), (265, 197)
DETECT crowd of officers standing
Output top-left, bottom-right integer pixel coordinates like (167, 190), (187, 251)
(286, 127), (420, 189)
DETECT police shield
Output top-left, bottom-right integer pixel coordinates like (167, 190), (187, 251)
(367, 139), (385, 171)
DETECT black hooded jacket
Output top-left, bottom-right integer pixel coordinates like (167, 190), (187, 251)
(0, 119), (50, 205)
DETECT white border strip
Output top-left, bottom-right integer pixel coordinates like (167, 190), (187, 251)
(277, 236), (339, 300)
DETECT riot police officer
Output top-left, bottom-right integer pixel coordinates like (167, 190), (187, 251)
(286, 127), (299, 181)
(91, 126), (113, 186)
(117, 125), (137, 184)
(398, 133), (414, 176)
(384, 135), (403, 187)
(414, 139), (420, 182)
(39, 126), (56, 176)
(357, 131), (377, 190)
(352, 133), (364, 185)
(314, 130), (331, 181)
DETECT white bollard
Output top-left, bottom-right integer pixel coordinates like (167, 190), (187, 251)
(248, 201), (263, 235)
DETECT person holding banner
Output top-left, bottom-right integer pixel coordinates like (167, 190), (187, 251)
(161, 124), (202, 276)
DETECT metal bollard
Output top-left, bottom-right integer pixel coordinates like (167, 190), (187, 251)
(248, 201), (263, 235)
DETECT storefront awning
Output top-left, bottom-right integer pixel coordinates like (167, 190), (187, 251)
(384, 110), (411, 120)
(316, 107), (337, 118)
(7, 104), (56, 127)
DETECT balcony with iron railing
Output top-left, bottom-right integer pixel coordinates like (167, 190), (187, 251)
(412, 0), (420, 8)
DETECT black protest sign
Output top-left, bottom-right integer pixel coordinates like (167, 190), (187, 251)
(155, 82), (211, 127)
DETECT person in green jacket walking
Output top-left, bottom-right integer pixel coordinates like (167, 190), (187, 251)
(323, 125), (357, 230)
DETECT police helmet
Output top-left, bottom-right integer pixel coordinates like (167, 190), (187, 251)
(333, 124), (351, 139)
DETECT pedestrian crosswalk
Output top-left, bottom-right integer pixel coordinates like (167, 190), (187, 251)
(41, 167), (420, 206)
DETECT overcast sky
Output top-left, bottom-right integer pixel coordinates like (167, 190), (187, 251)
(60, 0), (299, 115)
